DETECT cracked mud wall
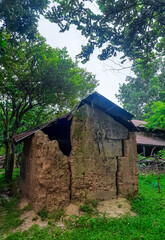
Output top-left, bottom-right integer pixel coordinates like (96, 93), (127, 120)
(20, 104), (138, 211)
(118, 132), (138, 196)
(70, 104), (138, 202)
(20, 131), (70, 211)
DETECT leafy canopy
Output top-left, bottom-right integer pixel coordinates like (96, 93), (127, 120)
(116, 58), (165, 120)
(0, 32), (98, 138)
(0, 0), (50, 37)
(46, 0), (165, 64)
(0, 31), (98, 181)
(145, 101), (165, 130)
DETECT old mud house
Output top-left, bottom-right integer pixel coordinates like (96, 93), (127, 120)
(15, 92), (138, 211)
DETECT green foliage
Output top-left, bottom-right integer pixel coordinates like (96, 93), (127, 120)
(48, 209), (65, 223)
(157, 149), (165, 159)
(37, 208), (48, 221)
(0, 146), (5, 156)
(89, 199), (99, 208)
(0, 0), (50, 37)
(145, 101), (165, 130)
(46, 0), (165, 64)
(0, 31), (97, 181)
(79, 200), (99, 214)
(137, 154), (147, 161)
(0, 109), (5, 155)
(0, 168), (20, 191)
(79, 204), (93, 213)
(117, 58), (165, 120)
(0, 32), (98, 128)
(0, 32), (97, 125)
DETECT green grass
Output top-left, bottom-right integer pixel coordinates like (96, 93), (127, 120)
(37, 207), (48, 221)
(79, 199), (99, 214)
(0, 197), (24, 238)
(1, 173), (165, 240)
(0, 168), (20, 193)
(48, 208), (65, 223)
(0, 168), (24, 238)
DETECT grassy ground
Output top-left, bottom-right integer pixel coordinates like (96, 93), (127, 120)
(0, 168), (20, 192)
(0, 172), (165, 240)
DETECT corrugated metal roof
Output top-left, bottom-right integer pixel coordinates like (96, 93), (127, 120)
(82, 92), (133, 119)
(14, 92), (136, 143)
(136, 135), (165, 146)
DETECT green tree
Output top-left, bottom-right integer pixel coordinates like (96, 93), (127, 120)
(116, 58), (165, 119)
(46, 0), (165, 64)
(0, 109), (5, 156)
(0, 32), (98, 182)
(0, 0), (50, 56)
(0, 0), (49, 36)
(145, 101), (165, 130)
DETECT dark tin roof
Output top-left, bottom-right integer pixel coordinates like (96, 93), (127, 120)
(81, 92), (135, 130)
(14, 92), (136, 143)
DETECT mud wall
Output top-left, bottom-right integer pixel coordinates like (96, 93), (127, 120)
(20, 104), (138, 211)
(118, 132), (138, 196)
(20, 131), (70, 211)
(70, 104), (138, 201)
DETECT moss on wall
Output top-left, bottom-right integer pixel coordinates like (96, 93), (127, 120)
(70, 104), (138, 202)
(74, 106), (87, 121)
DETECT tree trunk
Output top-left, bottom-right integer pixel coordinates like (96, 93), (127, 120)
(4, 139), (15, 182)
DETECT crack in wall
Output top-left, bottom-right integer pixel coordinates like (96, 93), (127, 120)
(122, 139), (125, 156)
(116, 157), (119, 199)
(67, 155), (72, 202)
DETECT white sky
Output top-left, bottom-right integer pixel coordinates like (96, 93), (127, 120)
(38, 15), (133, 105)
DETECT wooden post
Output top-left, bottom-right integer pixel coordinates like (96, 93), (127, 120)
(156, 156), (161, 193)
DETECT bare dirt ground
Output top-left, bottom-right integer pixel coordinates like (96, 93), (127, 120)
(13, 199), (48, 232)
(97, 198), (136, 218)
(64, 198), (136, 219)
(15, 198), (136, 232)
(18, 198), (29, 210)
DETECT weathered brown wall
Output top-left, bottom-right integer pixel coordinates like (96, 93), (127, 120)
(118, 132), (138, 196)
(20, 131), (70, 211)
(20, 104), (138, 211)
(70, 104), (138, 201)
